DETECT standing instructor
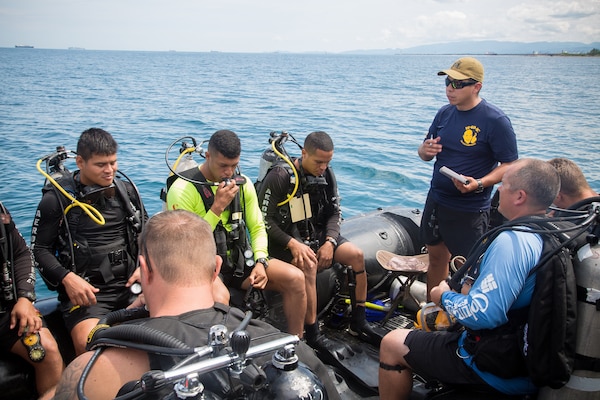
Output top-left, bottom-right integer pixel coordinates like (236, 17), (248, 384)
(418, 57), (518, 298)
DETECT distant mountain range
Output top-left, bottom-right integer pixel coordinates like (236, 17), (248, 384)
(342, 40), (600, 55)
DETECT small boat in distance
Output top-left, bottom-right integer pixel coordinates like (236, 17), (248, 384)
(15, 45), (34, 48)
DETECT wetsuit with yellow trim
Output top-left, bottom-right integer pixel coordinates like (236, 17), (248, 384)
(258, 159), (342, 262)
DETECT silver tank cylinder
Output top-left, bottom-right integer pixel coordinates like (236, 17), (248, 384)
(538, 241), (600, 400)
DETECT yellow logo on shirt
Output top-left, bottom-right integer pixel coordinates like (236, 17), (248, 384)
(461, 125), (480, 146)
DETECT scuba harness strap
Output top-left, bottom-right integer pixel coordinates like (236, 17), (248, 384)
(175, 167), (252, 278)
(48, 171), (143, 283)
(0, 202), (16, 306)
(284, 160), (340, 250)
(448, 215), (588, 292)
(112, 177), (143, 277)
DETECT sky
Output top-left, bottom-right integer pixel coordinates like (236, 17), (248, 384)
(1, 0), (599, 53)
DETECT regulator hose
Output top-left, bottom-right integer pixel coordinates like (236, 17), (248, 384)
(448, 213), (597, 292)
(36, 156), (105, 225)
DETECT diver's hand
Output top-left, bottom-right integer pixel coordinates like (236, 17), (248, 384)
(127, 294), (146, 309)
(287, 239), (318, 272)
(430, 279), (451, 307)
(248, 263), (268, 289)
(62, 272), (99, 307)
(316, 243), (334, 271)
(211, 180), (239, 216)
(10, 297), (42, 336)
(126, 266), (140, 288)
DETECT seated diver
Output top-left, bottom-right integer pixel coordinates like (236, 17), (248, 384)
(378, 158), (573, 399)
(547, 157), (599, 213)
(53, 209), (341, 400)
(166, 130), (307, 338)
(0, 201), (63, 400)
(257, 131), (380, 347)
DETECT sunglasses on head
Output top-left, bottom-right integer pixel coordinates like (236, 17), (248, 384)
(445, 76), (478, 89)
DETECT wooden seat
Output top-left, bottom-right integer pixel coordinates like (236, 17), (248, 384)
(376, 250), (429, 326)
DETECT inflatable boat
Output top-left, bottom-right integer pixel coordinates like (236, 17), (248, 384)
(4, 203), (600, 400)
(3, 136), (598, 399)
(0, 205), (430, 399)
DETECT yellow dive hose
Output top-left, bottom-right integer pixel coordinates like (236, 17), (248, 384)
(344, 298), (391, 312)
(271, 140), (300, 206)
(36, 158), (106, 225)
(170, 146), (196, 175)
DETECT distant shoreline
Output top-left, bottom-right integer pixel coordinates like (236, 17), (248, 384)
(4, 46), (599, 57)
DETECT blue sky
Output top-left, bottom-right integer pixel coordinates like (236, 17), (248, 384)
(1, 0), (599, 52)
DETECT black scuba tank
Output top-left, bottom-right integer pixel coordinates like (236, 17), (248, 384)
(262, 344), (328, 400)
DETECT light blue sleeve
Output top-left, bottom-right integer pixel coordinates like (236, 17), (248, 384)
(441, 230), (543, 330)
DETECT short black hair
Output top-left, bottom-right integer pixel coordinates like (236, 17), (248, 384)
(208, 130), (241, 159)
(76, 128), (118, 160)
(304, 131), (334, 154)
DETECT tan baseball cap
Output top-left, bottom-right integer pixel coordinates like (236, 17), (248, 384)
(438, 57), (484, 82)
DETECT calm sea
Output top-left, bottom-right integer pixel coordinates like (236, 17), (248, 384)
(1, 48), (599, 298)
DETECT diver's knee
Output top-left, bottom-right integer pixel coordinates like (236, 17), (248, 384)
(381, 329), (410, 358)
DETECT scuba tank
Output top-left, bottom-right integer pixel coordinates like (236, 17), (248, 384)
(389, 278), (427, 313)
(174, 153), (199, 174)
(256, 147), (278, 185)
(161, 138), (201, 210)
(256, 131), (291, 184)
(254, 131), (303, 199)
(262, 344), (328, 400)
(538, 210), (600, 400)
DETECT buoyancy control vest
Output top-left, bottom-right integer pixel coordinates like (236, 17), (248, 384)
(263, 160), (341, 249)
(41, 171), (143, 288)
(166, 168), (253, 279)
(0, 202), (17, 306)
(85, 304), (331, 400)
(450, 217), (585, 388)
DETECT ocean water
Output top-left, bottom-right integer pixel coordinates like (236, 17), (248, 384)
(1, 48), (599, 298)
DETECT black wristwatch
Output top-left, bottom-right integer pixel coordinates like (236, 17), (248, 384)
(256, 257), (269, 269)
(18, 291), (36, 302)
(326, 237), (338, 247)
(475, 179), (484, 194)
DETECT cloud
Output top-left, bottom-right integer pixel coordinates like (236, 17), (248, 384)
(1, 0), (598, 52)
(505, 1), (600, 42)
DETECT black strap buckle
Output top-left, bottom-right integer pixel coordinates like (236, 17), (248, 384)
(244, 287), (269, 319)
(108, 249), (127, 266)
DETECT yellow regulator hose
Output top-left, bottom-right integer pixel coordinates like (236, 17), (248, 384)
(36, 158), (105, 225)
(171, 146), (196, 175)
(271, 140), (300, 206)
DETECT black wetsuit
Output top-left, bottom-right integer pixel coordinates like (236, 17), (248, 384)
(0, 203), (38, 351)
(258, 162), (343, 262)
(31, 172), (145, 330)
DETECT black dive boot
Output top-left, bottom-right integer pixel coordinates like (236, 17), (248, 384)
(305, 322), (334, 352)
(348, 305), (383, 347)
(346, 267), (383, 346)
(304, 322), (321, 346)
